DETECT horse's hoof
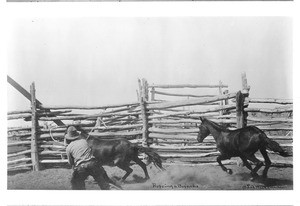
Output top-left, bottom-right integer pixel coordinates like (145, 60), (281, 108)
(144, 176), (150, 180)
(250, 173), (259, 181)
(251, 172), (259, 178)
(226, 169), (233, 175)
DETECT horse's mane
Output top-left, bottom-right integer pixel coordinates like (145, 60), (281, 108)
(203, 118), (231, 132)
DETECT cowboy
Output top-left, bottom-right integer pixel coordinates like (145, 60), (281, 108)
(65, 126), (117, 190)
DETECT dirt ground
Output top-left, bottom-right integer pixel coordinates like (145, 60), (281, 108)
(7, 162), (293, 190)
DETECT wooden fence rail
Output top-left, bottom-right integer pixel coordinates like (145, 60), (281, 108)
(7, 73), (293, 171)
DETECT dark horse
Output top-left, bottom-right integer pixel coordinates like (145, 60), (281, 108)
(68, 126), (164, 182)
(197, 117), (289, 179)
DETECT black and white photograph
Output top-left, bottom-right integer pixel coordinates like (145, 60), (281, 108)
(6, 16), (293, 191)
(5, 0), (294, 3)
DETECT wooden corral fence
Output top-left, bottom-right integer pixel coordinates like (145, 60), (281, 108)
(7, 73), (293, 172)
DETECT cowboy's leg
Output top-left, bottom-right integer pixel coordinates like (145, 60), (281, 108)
(71, 166), (89, 190)
(87, 160), (113, 190)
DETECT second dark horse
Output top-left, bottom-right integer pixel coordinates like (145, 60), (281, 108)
(73, 126), (164, 182)
(197, 117), (289, 179)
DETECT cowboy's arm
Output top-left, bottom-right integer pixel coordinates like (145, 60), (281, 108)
(66, 147), (74, 166)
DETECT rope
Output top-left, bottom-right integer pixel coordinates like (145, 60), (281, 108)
(86, 117), (108, 140)
(49, 126), (62, 144)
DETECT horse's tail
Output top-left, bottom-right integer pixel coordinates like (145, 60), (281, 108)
(261, 133), (290, 157)
(135, 146), (165, 170)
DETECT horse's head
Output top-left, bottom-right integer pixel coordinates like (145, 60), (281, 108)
(197, 117), (210, 143)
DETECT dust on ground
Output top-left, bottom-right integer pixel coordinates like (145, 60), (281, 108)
(7, 163), (293, 190)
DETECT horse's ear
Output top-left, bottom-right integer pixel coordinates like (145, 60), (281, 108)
(199, 117), (203, 122)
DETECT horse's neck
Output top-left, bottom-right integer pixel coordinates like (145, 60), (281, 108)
(205, 121), (224, 141)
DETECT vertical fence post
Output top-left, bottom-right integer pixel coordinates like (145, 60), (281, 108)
(218, 80), (224, 116)
(150, 86), (155, 101)
(241, 72), (250, 127)
(30, 82), (40, 171)
(241, 72), (250, 95)
(143, 78), (149, 101)
(223, 89), (229, 115)
(138, 79), (149, 147)
(236, 91), (245, 128)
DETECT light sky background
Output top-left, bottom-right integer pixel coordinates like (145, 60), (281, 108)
(7, 17), (292, 112)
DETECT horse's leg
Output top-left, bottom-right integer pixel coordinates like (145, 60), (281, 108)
(260, 148), (271, 178)
(239, 155), (253, 172)
(117, 163), (133, 182)
(245, 154), (264, 178)
(132, 156), (150, 179)
(217, 155), (232, 174)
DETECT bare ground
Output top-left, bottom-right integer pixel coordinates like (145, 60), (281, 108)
(7, 163), (293, 190)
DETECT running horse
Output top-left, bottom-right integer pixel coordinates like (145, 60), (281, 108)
(197, 117), (289, 179)
(66, 126), (164, 182)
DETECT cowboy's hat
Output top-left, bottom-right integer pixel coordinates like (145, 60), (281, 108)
(65, 126), (80, 140)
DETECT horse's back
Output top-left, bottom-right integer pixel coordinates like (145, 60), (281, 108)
(219, 126), (264, 156)
(88, 137), (135, 165)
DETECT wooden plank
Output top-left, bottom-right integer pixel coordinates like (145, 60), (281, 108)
(39, 124), (143, 134)
(245, 106), (293, 113)
(39, 145), (66, 149)
(150, 119), (200, 124)
(40, 102), (140, 110)
(39, 110), (141, 121)
(40, 159), (68, 164)
(40, 150), (67, 155)
(8, 127), (32, 133)
(247, 98), (293, 105)
(148, 92), (236, 110)
(7, 75), (65, 126)
(8, 157), (31, 165)
(8, 141), (31, 146)
(164, 160), (293, 168)
(8, 163), (33, 170)
(159, 152), (219, 158)
(8, 113), (31, 120)
(148, 103), (237, 120)
(8, 149), (31, 158)
(149, 127), (199, 134)
(8, 110), (31, 115)
(154, 90), (215, 98)
(150, 145), (217, 150)
(150, 133), (201, 141)
(8, 132), (31, 138)
(247, 117), (293, 123)
(150, 84), (229, 89)
(257, 126), (293, 131)
(89, 130), (142, 137)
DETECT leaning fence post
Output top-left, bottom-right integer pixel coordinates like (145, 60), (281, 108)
(30, 82), (40, 171)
